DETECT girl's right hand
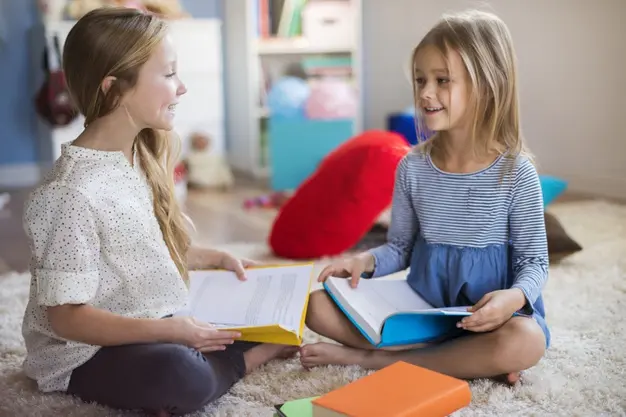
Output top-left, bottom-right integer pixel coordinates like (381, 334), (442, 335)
(164, 316), (241, 352)
(317, 253), (375, 288)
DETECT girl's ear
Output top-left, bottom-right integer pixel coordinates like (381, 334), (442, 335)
(100, 76), (117, 95)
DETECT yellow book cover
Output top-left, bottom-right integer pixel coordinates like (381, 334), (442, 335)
(175, 263), (315, 346)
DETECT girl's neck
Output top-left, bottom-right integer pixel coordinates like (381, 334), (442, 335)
(432, 130), (500, 174)
(439, 130), (475, 159)
(73, 109), (142, 164)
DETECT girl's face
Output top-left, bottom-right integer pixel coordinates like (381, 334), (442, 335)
(122, 34), (187, 131)
(414, 45), (472, 133)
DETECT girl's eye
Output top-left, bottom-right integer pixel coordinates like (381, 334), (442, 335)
(415, 77), (425, 86)
(166, 72), (177, 78)
(437, 78), (450, 84)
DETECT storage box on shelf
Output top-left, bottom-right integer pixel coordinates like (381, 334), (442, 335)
(301, 0), (355, 49)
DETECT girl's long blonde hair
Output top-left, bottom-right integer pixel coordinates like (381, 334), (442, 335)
(411, 10), (532, 163)
(63, 7), (190, 280)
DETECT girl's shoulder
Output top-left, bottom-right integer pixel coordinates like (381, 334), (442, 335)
(24, 154), (115, 223)
(505, 153), (539, 181)
(400, 147), (430, 170)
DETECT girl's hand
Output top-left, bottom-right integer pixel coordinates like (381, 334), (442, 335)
(458, 289), (526, 332)
(218, 251), (259, 281)
(317, 253), (375, 288)
(164, 316), (242, 352)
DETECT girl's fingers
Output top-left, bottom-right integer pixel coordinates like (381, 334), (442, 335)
(232, 261), (247, 281)
(318, 265), (335, 282)
(350, 270), (362, 288)
(209, 330), (241, 339)
(468, 294), (491, 312)
(242, 259), (260, 267)
(460, 310), (492, 328)
(465, 323), (497, 333)
(459, 313), (481, 327)
(205, 337), (237, 344)
(463, 317), (501, 332)
(199, 345), (227, 353)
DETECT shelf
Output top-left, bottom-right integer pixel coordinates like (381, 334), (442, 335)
(256, 37), (353, 55)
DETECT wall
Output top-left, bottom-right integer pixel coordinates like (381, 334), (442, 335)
(0, 0), (221, 188)
(179, 0), (221, 18)
(362, 0), (626, 199)
(0, 1), (42, 187)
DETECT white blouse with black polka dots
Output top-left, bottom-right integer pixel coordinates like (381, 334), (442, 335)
(21, 143), (189, 393)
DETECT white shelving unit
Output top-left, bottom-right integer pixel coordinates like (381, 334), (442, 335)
(223, 0), (363, 179)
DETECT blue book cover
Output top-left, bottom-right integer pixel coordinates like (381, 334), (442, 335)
(323, 278), (473, 347)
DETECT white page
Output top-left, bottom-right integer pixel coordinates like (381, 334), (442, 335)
(328, 278), (432, 334)
(178, 264), (313, 332)
(329, 278), (470, 324)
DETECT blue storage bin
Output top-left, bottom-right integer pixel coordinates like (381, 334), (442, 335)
(387, 110), (432, 145)
(269, 119), (354, 191)
(387, 112), (418, 145)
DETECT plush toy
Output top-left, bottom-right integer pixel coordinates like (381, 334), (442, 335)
(184, 132), (234, 191)
(269, 130), (411, 259)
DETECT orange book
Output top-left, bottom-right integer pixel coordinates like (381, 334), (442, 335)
(311, 361), (471, 417)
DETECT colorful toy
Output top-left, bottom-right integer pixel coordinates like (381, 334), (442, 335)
(243, 192), (291, 210)
(305, 77), (357, 119)
(267, 77), (310, 120)
(184, 132), (234, 191)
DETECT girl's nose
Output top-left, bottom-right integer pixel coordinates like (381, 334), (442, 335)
(420, 83), (435, 101)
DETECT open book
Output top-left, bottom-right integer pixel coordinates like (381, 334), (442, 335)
(175, 263), (314, 346)
(323, 277), (472, 347)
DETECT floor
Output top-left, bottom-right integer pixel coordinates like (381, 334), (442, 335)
(0, 182), (280, 275)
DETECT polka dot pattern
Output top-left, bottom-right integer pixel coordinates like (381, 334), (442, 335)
(21, 143), (189, 393)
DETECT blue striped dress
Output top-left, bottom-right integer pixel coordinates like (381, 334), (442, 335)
(368, 150), (550, 347)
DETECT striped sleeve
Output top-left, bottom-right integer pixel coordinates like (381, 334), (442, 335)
(368, 156), (419, 277)
(509, 158), (549, 309)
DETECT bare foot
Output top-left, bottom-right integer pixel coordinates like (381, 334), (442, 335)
(493, 371), (521, 386)
(277, 345), (300, 359)
(299, 342), (370, 369)
(244, 344), (299, 373)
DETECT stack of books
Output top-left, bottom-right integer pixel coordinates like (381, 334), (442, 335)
(274, 361), (472, 416)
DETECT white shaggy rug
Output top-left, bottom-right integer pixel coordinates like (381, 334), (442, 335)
(1, 200), (625, 416)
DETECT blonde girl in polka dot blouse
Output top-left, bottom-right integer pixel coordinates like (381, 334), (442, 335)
(21, 7), (295, 416)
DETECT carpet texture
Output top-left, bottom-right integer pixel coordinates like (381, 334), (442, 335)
(1, 200), (625, 416)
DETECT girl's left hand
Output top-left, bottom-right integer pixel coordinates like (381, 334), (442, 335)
(218, 252), (260, 281)
(458, 289), (526, 332)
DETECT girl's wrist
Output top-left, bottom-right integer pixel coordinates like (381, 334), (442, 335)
(359, 252), (376, 273)
(509, 288), (527, 311)
(188, 247), (225, 270)
(155, 316), (181, 344)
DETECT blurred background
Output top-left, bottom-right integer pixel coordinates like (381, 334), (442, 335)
(0, 0), (624, 198)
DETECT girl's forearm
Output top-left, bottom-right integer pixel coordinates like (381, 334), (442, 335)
(186, 246), (224, 270)
(47, 304), (173, 346)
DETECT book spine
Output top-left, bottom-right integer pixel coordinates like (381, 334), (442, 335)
(408, 384), (472, 416)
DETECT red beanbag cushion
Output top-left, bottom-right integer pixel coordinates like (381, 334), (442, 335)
(269, 130), (411, 259)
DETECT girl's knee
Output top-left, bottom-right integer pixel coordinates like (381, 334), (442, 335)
(151, 345), (221, 414)
(305, 289), (333, 329)
(495, 317), (546, 370)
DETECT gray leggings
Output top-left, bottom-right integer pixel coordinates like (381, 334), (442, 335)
(67, 341), (258, 415)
